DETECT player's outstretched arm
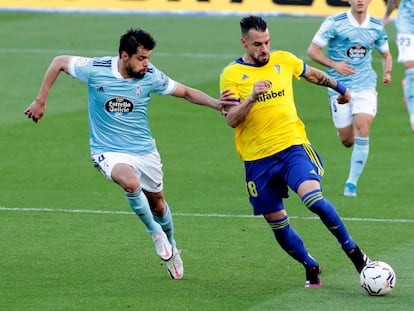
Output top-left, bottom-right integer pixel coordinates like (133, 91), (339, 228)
(302, 65), (351, 104)
(172, 82), (237, 112)
(24, 55), (71, 123)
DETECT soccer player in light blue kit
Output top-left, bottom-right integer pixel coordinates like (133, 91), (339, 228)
(24, 28), (235, 279)
(383, 0), (414, 132)
(308, 0), (393, 197)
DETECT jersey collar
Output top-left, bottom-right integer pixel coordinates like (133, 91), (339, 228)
(347, 9), (371, 28)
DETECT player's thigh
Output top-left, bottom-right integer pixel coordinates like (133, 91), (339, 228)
(133, 149), (164, 193)
(247, 179), (286, 216)
(245, 157), (287, 216)
(91, 152), (135, 181)
(284, 145), (323, 194)
(91, 152), (139, 190)
(351, 90), (377, 118)
(396, 33), (414, 63)
(329, 95), (353, 128)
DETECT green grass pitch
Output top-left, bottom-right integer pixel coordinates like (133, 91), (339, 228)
(0, 12), (413, 311)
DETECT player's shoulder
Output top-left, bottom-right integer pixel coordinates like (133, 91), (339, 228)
(331, 11), (347, 23)
(270, 50), (300, 63)
(220, 58), (242, 75)
(91, 56), (113, 68)
(318, 12), (346, 30)
(145, 62), (157, 75)
(271, 50), (296, 58)
(368, 16), (385, 28)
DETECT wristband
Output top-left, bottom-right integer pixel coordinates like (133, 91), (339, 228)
(335, 81), (347, 96)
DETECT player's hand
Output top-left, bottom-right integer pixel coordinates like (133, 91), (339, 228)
(219, 89), (238, 116)
(333, 60), (355, 76)
(383, 72), (391, 86)
(24, 99), (46, 123)
(248, 80), (270, 103)
(336, 89), (351, 104)
(254, 80), (270, 96)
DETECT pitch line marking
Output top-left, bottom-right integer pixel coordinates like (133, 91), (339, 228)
(0, 206), (413, 223)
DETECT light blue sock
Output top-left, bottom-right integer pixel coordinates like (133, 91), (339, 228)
(346, 136), (369, 185)
(404, 68), (414, 124)
(126, 187), (162, 235)
(152, 202), (176, 248)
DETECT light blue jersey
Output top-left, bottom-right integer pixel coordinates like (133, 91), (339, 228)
(395, 0), (414, 34)
(311, 10), (389, 95)
(68, 56), (177, 155)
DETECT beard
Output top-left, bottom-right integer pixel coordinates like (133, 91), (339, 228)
(252, 53), (269, 67)
(126, 64), (146, 79)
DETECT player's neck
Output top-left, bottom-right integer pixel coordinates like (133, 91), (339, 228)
(242, 55), (254, 65)
(117, 59), (129, 79)
(351, 10), (368, 25)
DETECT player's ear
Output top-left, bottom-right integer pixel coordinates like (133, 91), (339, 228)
(120, 51), (129, 61)
(240, 37), (247, 48)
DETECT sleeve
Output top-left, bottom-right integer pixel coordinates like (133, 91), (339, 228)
(282, 51), (306, 79)
(311, 16), (334, 48)
(68, 56), (92, 83)
(375, 27), (390, 54)
(150, 66), (177, 95)
(219, 66), (241, 102)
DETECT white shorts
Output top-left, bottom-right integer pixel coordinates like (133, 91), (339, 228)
(91, 150), (164, 193)
(329, 89), (377, 128)
(396, 33), (414, 63)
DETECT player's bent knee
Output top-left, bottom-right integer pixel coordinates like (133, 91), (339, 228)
(341, 139), (354, 147)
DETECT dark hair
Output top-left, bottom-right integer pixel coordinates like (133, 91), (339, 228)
(119, 28), (156, 57)
(240, 15), (267, 37)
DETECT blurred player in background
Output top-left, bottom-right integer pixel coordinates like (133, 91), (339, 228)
(383, 0), (414, 132)
(220, 15), (371, 288)
(308, 0), (392, 197)
(24, 28), (234, 280)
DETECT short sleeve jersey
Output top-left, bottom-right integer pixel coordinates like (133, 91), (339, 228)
(396, 0), (414, 34)
(68, 56), (177, 155)
(219, 51), (310, 161)
(311, 10), (390, 95)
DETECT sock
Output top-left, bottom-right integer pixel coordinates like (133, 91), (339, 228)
(303, 190), (356, 252)
(403, 68), (414, 124)
(268, 215), (319, 268)
(346, 136), (369, 185)
(152, 202), (176, 248)
(126, 187), (162, 235)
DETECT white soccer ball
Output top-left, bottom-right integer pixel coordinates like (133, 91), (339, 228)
(360, 261), (396, 296)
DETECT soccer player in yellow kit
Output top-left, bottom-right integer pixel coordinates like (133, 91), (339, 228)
(219, 15), (371, 287)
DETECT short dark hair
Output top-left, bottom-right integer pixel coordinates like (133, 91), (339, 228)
(119, 28), (156, 57)
(240, 15), (267, 37)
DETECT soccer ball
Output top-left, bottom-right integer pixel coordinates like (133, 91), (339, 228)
(360, 261), (396, 296)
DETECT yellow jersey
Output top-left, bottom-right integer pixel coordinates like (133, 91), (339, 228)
(220, 51), (310, 161)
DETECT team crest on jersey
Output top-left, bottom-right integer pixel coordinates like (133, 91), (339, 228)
(105, 96), (134, 115)
(274, 65), (281, 74)
(347, 45), (367, 58)
(241, 74), (249, 80)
